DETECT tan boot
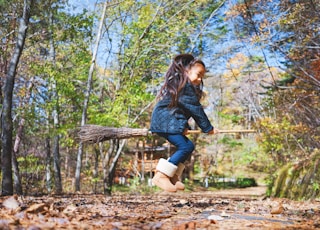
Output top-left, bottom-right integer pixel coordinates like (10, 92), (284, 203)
(152, 158), (177, 192)
(170, 163), (185, 190)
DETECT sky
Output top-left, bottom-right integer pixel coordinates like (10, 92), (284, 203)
(67, 0), (121, 69)
(67, 0), (100, 14)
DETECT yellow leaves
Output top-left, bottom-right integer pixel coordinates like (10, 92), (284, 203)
(226, 53), (249, 72)
(256, 116), (311, 161)
(226, 3), (247, 19)
(258, 116), (299, 133)
(258, 19), (269, 32)
(224, 53), (249, 84)
(250, 34), (261, 43)
(25, 203), (49, 214)
(129, 2), (163, 31)
(270, 200), (284, 215)
(137, 3), (154, 29)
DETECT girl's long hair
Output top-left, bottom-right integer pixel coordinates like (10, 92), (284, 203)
(158, 54), (205, 107)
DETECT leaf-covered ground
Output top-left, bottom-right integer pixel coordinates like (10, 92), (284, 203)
(0, 186), (319, 229)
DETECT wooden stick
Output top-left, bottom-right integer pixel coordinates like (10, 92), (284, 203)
(186, 129), (256, 134)
(78, 125), (257, 143)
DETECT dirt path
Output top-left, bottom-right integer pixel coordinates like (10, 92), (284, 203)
(0, 186), (319, 229)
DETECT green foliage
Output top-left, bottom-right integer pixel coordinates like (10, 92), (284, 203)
(218, 111), (243, 124)
(17, 155), (45, 173)
(312, 183), (319, 192)
(236, 178), (257, 188)
(200, 177), (257, 189)
(276, 73), (295, 86)
(219, 136), (243, 148)
(256, 116), (304, 165)
(193, 161), (201, 175)
(270, 149), (320, 200)
(0, 0), (7, 9)
(240, 149), (257, 165)
(17, 155), (46, 194)
(237, 146), (270, 175)
(22, 8), (93, 147)
(115, 177), (157, 194)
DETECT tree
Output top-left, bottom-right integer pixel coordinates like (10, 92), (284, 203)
(1, 0), (34, 195)
(48, 9), (63, 194)
(229, 0), (320, 199)
(74, 0), (110, 192)
(1, 0), (93, 195)
(11, 77), (35, 195)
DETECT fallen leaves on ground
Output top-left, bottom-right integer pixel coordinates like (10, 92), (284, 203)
(0, 186), (319, 229)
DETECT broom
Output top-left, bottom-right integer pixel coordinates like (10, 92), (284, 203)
(79, 124), (256, 143)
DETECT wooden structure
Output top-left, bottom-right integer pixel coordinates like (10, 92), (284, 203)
(114, 140), (173, 185)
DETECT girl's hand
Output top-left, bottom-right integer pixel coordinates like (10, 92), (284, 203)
(208, 128), (219, 135)
(183, 128), (189, 135)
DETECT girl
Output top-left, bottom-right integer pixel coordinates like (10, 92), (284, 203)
(150, 54), (218, 192)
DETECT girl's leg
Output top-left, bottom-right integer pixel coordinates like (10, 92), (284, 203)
(158, 133), (194, 190)
(165, 134), (195, 165)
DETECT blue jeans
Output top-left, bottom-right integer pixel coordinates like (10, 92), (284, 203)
(157, 133), (195, 165)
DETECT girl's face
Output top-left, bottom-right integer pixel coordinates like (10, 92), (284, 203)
(186, 63), (206, 86)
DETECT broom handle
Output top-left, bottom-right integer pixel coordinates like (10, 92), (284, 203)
(186, 129), (256, 134)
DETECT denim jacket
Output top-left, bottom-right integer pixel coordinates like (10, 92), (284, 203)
(150, 83), (214, 134)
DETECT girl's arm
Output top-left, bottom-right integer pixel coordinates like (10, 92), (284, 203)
(178, 85), (214, 133)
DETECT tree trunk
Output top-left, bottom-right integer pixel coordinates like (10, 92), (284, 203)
(105, 139), (126, 195)
(1, 0), (33, 196)
(12, 77), (35, 195)
(140, 141), (145, 182)
(12, 118), (24, 195)
(75, 1), (109, 191)
(93, 146), (100, 193)
(48, 10), (62, 194)
(102, 140), (114, 194)
(45, 136), (51, 193)
(53, 135), (62, 193)
(271, 150), (320, 200)
(0, 79), (2, 167)
(75, 143), (84, 191)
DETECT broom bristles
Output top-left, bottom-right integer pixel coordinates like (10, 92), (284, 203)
(79, 125), (150, 143)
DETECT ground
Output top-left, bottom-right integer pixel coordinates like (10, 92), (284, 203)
(0, 186), (319, 229)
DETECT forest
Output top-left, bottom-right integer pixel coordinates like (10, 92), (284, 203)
(0, 0), (319, 218)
